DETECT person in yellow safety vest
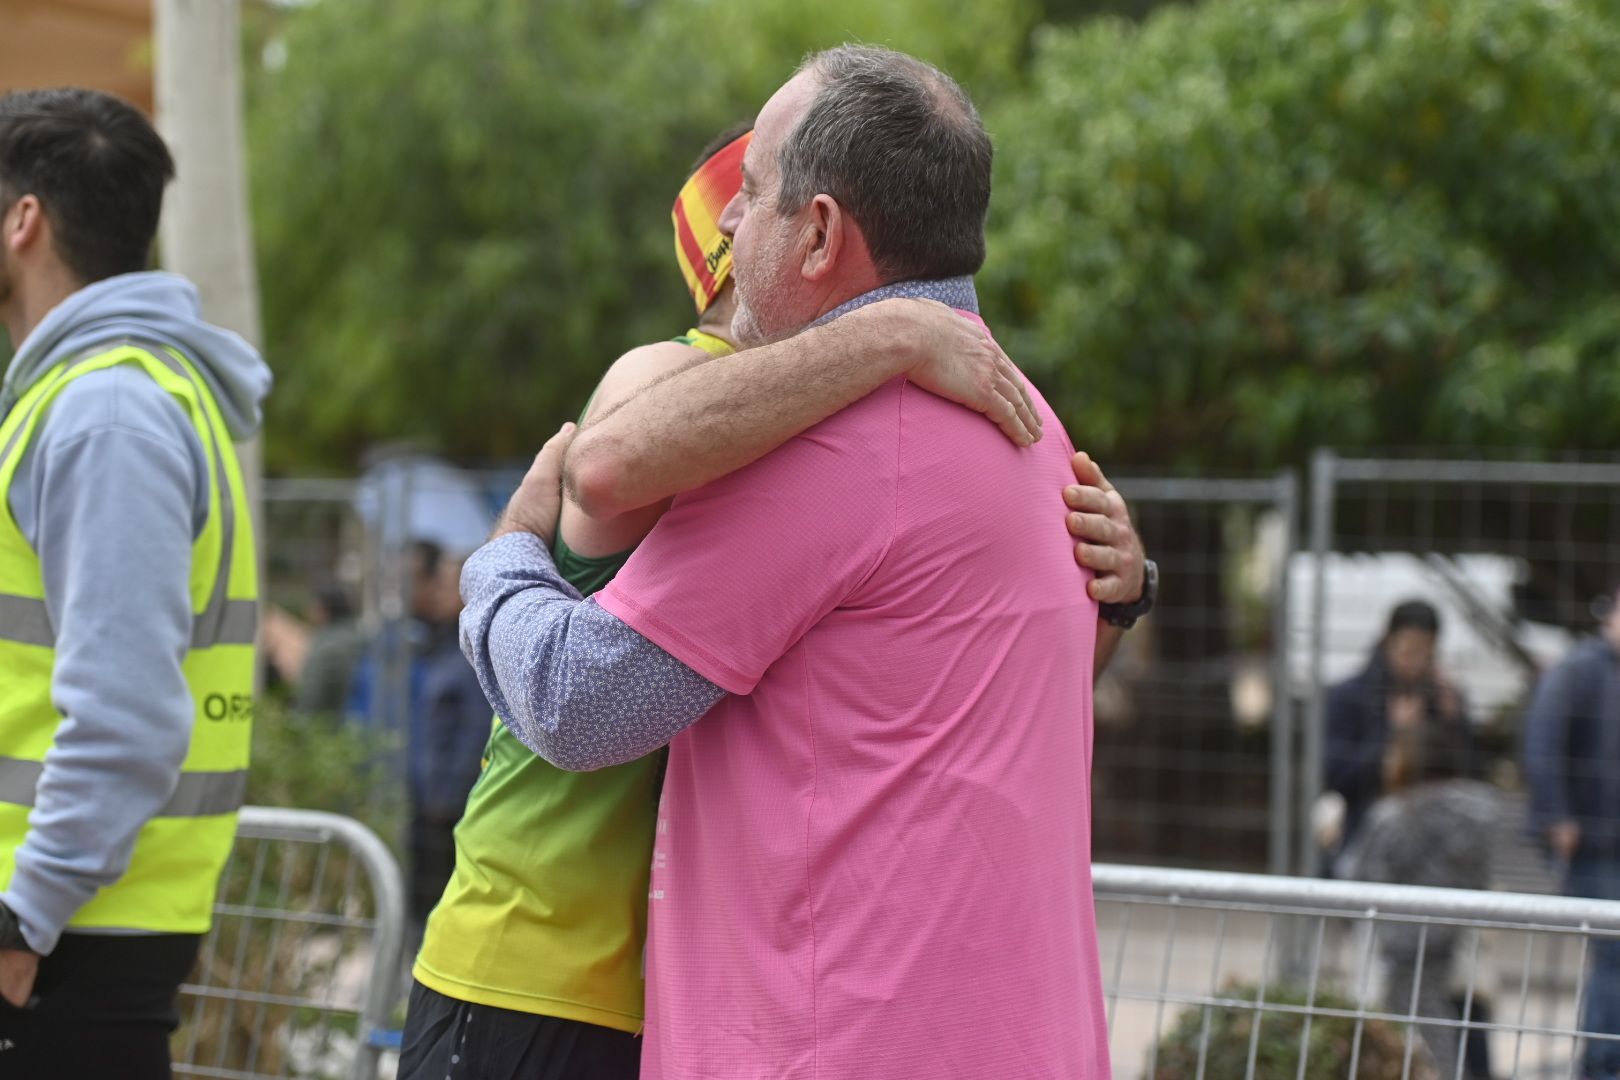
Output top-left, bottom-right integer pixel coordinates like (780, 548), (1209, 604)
(0, 89), (269, 1079)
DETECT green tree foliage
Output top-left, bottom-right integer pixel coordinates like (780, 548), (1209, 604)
(248, 0), (1035, 470)
(982, 0), (1620, 469)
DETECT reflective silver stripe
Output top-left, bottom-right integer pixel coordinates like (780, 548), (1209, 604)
(159, 768), (249, 817)
(0, 756), (246, 816)
(0, 593), (252, 650)
(194, 599), (258, 648)
(0, 756), (41, 806)
(0, 593), (53, 647)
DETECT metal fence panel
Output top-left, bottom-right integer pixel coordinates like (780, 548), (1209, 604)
(1299, 453), (1620, 886)
(1106, 474), (1298, 873)
(263, 467), (1303, 876)
(174, 807), (407, 1080)
(1097, 863), (1620, 1080)
(261, 468), (512, 803)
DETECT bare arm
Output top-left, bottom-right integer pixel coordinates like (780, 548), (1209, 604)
(557, 340), (709, 558)
(565, 298), (1040, 519)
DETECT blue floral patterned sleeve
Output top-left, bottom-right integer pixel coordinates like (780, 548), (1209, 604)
(458, 531), (726, 771)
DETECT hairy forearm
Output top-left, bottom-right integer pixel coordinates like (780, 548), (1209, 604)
(566, 310), (912, 517)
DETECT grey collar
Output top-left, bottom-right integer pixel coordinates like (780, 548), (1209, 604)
(811, 276), (979, 327)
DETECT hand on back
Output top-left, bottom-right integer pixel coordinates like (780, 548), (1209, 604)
(493, 423), (578, 548)
(862, 298), (1042, 447)
(1063, 452), (1146, 605)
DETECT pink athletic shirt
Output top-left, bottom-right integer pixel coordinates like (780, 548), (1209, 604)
(598, 352), (1109, 1079)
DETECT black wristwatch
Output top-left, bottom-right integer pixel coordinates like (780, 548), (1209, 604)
(0, 900), (33, 953)
(1100, 558), (1157, 630)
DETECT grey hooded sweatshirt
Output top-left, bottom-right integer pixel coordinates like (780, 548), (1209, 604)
(1, 271), (271, 954)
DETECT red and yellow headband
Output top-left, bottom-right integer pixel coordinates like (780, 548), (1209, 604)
(672, 130), (751, 315)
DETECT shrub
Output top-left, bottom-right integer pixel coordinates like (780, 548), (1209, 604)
(983, 0), (1620, 468)
(1151, 981), (1434, 1080)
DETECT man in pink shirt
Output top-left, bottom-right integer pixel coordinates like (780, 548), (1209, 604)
(460, 46), (1128, 1078)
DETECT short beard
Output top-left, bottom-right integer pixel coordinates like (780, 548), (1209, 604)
(730, 223), (805, 348)
(730, 296), (776, 349)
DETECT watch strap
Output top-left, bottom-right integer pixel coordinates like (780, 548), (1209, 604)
(1100, 558), (1157, 629)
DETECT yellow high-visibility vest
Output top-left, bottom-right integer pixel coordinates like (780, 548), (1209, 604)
(0, 342), (256, 934)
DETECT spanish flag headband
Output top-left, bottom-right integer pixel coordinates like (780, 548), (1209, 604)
(672, 130), (752, 315)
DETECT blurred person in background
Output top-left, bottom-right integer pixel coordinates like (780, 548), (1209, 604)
(0, 89), (270, 1077)
(261, 581), (368, 714)
(1326, 599), (1474, 864)
(347, 540), (489, 933)
(401, 121), (1152, 1079)
(461, 46), (1158, 1079)
(407, 547), (489, 930)
(1523, 584), (1620, 1080)
(1340, 720), (1501, 1079)
(292, 582), (368, 716)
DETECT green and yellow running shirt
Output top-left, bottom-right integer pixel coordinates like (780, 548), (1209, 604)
(414, 332), (730, 1031)
(413, 541), (662, 1031)
(671, 327), (731, 356)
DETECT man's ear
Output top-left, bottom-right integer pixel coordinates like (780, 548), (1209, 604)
(3, 195), (47, 257)
(799, 194), (846, 282)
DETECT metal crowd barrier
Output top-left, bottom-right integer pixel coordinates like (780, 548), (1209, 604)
(174, 807), (407, 1080)
(1095, 864), (1620, 1080)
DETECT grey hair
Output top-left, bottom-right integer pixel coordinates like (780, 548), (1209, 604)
(775, 45), (992, 282)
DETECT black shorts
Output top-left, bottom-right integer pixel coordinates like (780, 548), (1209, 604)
(399, 979), (641, 1080)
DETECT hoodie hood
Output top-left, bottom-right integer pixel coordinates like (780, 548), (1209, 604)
(1, 271), (271, 439)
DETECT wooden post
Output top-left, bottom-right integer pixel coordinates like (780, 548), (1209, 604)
(154, 0), (266, 670)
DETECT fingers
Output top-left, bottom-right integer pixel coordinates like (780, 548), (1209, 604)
(527, 422), (578, 479)
(992, 344), (1040, 438)
(494, 421), (578, 542)
(1074, 516), (1147, 604)
(1066, 510), (1123, 546)
(1069, 451), (1114, 492)
(1087, 572), (1141, 604)
(1073, 541), (1123, 575)
(982, 339), (1040, 446)
(990, 369), (1039, 446)
(1082, 549), (1145, 604)
(1064, 484), (1128, 520)
(1065, 452), (1128, 524)
(544, 420), (578, 456)
(1064, 485), (1107, 514)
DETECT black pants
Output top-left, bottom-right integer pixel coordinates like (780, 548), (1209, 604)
(0, 932), (201, 1080)
(399, 980), (640, 1080)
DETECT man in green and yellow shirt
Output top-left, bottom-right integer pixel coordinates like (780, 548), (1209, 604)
(401, 126), (757, 1079)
